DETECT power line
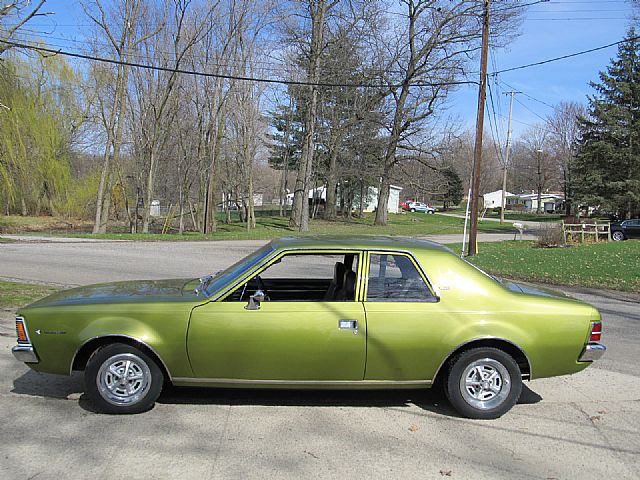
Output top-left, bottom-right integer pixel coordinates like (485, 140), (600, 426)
(497, 78), (556, 108)
(0, 38), (476, 89)
(486, 78), (506, 166)
(493, 35), (640, 74)
(515, 97), (548, 123)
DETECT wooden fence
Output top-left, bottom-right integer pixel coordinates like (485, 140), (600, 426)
(562, 221), (611, 243)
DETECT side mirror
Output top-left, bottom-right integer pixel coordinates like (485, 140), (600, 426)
(245, 290), (266, 310)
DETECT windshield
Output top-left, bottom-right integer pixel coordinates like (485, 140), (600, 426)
(203, 244), (275, 297)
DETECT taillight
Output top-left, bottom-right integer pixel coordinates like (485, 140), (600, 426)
(15, 317), (30, 344)
(590, 322), (602, 342)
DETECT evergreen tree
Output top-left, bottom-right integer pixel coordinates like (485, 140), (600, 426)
(441, 166), (463, 210)
(573, 30), (640, 218)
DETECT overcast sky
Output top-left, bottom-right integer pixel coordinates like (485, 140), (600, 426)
(17, 0), (637, 143)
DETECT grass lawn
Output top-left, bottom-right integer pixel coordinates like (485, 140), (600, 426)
(0, 281), (61, 308)
(463, 240), (640, 292)
(2, 212), (514, 241)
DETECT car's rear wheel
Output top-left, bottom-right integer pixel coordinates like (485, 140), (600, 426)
(85, 343), (164, 414)
(410, 208), (416, 212)
(445, 347), (522, 419)
(612, 231), (625, 241)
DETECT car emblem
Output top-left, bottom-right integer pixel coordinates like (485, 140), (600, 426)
(36, 329), (41, 335)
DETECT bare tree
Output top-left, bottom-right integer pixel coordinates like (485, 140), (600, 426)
(546, 101), (586, 215)
(371, 0), (520, 225)
(288, 0), (340, 231)
(82, 0), (167, 233)
(131, 0), (221, 233)
(0, 0), (48, 56)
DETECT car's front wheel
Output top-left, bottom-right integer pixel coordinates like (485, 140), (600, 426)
(410, 208), (416, 212)
(612, 230), (625, 241)
(85, 343), (164, 414)
(445, 347), (522, 419)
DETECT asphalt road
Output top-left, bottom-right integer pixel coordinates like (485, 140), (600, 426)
(0, 240), (639, 479)
(0, 234), (536, 287)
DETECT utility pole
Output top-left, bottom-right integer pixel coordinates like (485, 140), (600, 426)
(467, 0), (490, 256)
(500, 91), (517, 224)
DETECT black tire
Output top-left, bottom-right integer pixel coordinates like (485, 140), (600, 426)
(428, 210), (435, 214)
(85, 343), (164, 414)
(612, 231), (625, 241)
(445, 347), (522, 420)
(410, 208), (416, 212)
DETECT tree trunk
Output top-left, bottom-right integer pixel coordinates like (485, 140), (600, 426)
(289, 0), (327, 231)
(325, 134), (339, 220)
(142, 148), (157, 233)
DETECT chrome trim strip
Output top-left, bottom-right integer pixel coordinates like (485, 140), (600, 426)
(172, 377), (432, 386)
(70, 334), (173, 381)
(579, 343), (606, 362)
(12, 345), (39, 363)
(430, 337), (533, 382)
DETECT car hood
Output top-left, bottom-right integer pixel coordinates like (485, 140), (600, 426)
(24, 278), (204, 308)
(498, 279), (569, 299)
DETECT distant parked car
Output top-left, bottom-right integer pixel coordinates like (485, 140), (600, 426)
(406, 201), (435, 214)
(399, 200), (414, 211)
(610, 219), (640, 241)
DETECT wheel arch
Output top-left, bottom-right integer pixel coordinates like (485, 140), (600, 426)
(433, 338), (531, 385)
(71, 335), (172, 383)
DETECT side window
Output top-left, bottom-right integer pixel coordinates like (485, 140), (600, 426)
(367, 253), (434, 302)
(224, 252), (359, 302)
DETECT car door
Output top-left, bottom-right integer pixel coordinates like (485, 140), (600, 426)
(187, 250), (366, 382)
(625, 219), (640, 238)
(362, 251), (442, 381)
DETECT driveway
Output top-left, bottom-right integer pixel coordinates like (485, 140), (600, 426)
(0, 241), (638, 479)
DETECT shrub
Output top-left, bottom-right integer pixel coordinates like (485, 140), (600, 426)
(536, 223), (565, 248)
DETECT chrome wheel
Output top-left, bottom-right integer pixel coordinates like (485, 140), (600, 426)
(612, 231), (624, 241)
(97, 353), (152, 406)
(459, 358), (511, 411)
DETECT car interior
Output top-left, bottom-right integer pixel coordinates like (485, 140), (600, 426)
(223, 253), (358, 302)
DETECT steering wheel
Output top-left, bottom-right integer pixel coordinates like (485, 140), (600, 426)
(254, 275), (270, 301)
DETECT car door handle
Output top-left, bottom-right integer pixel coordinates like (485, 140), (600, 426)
(338, 320), (358, 334)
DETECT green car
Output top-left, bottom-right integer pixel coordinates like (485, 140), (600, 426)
(12, 236), (605, 419)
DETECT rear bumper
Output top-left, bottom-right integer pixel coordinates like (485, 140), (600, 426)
(12, 345), (39, 363)
(579, 343), (606, 362)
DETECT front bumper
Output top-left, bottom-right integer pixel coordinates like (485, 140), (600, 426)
(12, 345), (39, 363)
(579, 343), (606, 362)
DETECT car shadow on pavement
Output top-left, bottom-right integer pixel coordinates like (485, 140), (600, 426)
(156, 383), (542, 418)
(12, 370), (84, 399)
(11, 371), (542, 418)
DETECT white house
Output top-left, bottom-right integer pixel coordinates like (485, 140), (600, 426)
(483, 190), (513, 209)
(505, 192), (564, 213)
(285, 185), (402, 214)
